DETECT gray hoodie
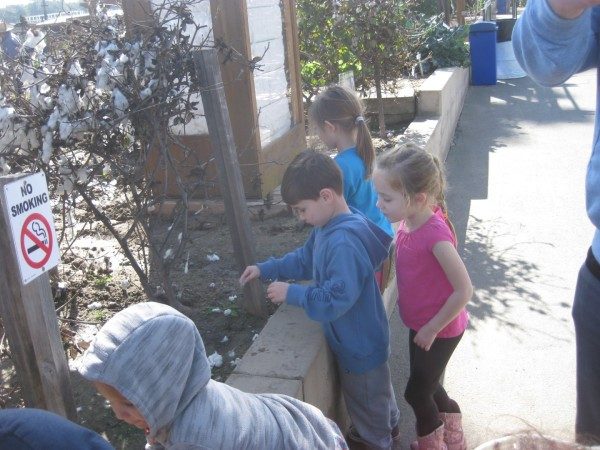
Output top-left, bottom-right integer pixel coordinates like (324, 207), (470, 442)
(78, 302), (347, 450)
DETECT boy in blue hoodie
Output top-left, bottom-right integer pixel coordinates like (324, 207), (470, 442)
(240, 150), (400, 450)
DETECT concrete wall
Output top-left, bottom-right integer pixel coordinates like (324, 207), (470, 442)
(225, 66), (470, 427)
(227, 280), (399, 429)
(400, 67), (470, 161)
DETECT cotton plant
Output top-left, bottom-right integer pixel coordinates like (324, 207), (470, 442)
(0, 0), (255, 313)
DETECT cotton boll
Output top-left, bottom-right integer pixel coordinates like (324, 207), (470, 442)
(96, 62), (115, 92)
(68, 60), (84, 77)
(59, 120), (73, 140)
(70, 112), (92, 139)
(0, 157), (10, 173)
(24, 128), (39, 151)
(139, 87), (152, 100)
(104, 42), (118, 54)
(143, 50), (156, 76)
(112, 88), (129, 118)
(207, 352), (223, 368)
(41, 131), (54, 163)
(20, 67), (35, 89)
(58, 176), (74, 194)
(76, 168), (89, 183)
(58, 84), (82, 115)
(47, 108), (61, 130)
(82, 82), (101, 109)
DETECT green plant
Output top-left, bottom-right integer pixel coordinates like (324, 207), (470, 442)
(89, 309), (108, 322)
(411, 17), (470, 74)
(93, 275), (113, 289)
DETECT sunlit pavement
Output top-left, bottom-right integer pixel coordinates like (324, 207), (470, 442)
(389, 70), (596, 448)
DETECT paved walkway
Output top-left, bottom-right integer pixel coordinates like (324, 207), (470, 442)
(389, 69), (596, 448)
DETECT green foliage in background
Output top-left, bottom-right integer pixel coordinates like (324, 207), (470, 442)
(413, 19), (471, 72)
(298, 0), (471, 99)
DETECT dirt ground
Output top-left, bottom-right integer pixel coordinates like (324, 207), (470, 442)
(0, 127), (406, 449)
(0, 208), (311, 448)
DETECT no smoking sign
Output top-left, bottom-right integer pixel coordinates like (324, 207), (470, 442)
(3, 173), (60, 284)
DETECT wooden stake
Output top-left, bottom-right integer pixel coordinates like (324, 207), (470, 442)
(0, 174), (76, 419)
(193, 50), (268, 318)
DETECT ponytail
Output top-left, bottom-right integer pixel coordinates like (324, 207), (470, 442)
(432, 156), (457, 241)
(356, 119), (375, 178)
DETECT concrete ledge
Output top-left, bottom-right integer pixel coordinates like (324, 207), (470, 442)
(226, 278), (399, 427)
(362, 85), (416, 126)
(400, 67), (469, 161)
(225, 67), (468, 429)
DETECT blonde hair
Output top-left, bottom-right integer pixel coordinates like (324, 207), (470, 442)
(309, 85), (374, 178)
(377, 142), (455, 235)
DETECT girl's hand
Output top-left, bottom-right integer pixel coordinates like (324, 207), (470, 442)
(414, 324), (438, 351)
(266, 281), (289, 304)
(239, 265), (260, 286)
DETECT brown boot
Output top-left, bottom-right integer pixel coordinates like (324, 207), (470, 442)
(412, 424), (447, 450)
(439, 413), (466, 450)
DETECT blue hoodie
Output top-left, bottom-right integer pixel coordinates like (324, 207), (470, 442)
(0, 408), (114, 450)
(257, 208), (392, 374)
(513, 0), (600, 261)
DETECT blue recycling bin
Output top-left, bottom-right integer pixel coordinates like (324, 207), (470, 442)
(469, 21), (497, 86)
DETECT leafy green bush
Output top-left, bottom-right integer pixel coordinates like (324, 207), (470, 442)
(412, 18), (470, 73)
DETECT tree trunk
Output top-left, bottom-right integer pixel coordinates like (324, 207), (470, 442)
(374, 59), (386, 138)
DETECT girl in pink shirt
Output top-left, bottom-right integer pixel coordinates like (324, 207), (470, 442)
(373, 143), (473, 450)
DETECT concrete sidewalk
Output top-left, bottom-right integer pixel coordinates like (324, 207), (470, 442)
(389, 70), (596, 448)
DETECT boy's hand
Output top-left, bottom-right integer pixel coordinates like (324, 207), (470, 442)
(414, 324), (438, 351)
(239, 265), (260, 286)
(266, 281), (289, 304)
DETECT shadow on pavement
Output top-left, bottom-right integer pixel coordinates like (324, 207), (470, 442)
(445, 76), (590, 333)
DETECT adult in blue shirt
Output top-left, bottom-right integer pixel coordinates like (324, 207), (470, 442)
(514, 1), (600, 444)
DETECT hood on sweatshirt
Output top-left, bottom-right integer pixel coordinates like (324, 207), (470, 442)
(78, 302), (211, 438)
(321, 207), (392, 270)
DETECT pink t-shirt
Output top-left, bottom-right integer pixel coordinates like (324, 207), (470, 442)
(395, 210), (468, 338)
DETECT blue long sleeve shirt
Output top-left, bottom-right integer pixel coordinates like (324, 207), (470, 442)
(335, 147), (394, 237)
(513, 0), (600, 261)
(257, 209), (392, 374)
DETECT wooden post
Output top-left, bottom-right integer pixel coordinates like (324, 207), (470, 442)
(0, 174), (76, 420)
(193, 50), (268, 318)
(456, 0), (466, 25)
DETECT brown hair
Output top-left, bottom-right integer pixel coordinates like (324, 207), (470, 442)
(281, 149), (343, 205)
(377, 142), (455, 236)
(309, 85), (374, 178)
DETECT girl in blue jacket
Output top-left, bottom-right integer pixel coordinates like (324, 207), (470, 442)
(310, 85), (393, 288)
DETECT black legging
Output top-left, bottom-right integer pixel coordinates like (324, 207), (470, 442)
(405, 329), (463, 437)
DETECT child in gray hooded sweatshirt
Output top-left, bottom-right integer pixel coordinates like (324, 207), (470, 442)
(78, 301), (348, 450)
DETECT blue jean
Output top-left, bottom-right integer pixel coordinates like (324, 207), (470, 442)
(572, 254), (600, 445)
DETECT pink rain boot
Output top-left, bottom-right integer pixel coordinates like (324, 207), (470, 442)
(439, 413), (466, 450)
(411, 424), (447, 450)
